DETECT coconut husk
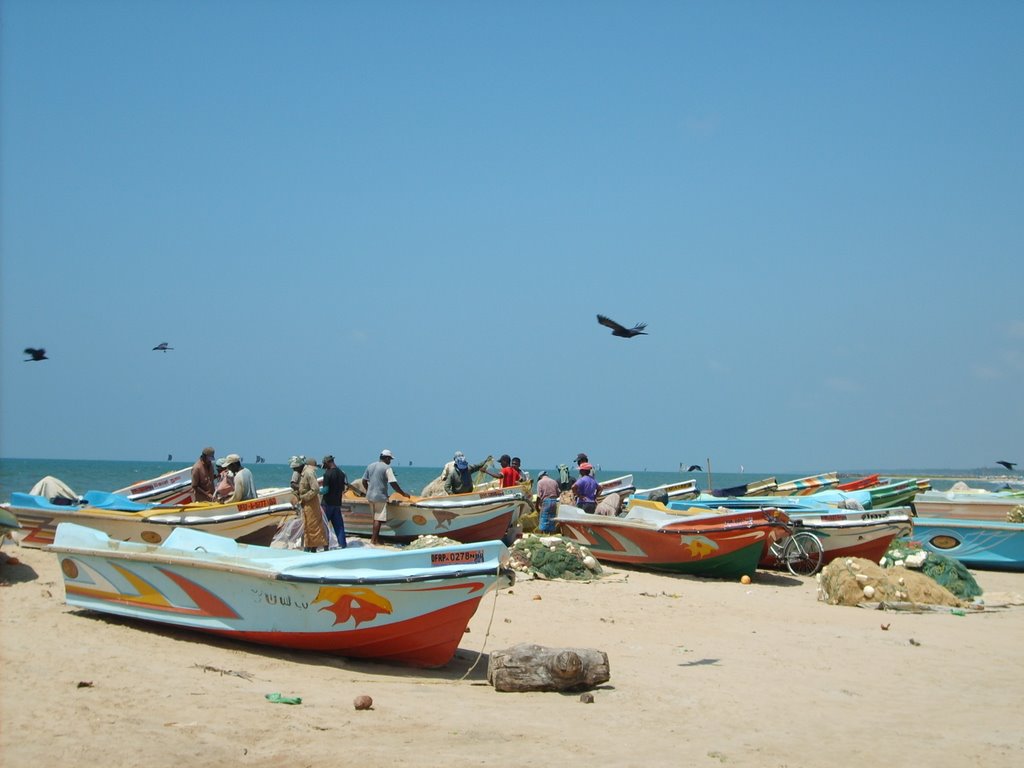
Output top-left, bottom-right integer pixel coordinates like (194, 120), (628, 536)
(818, 557), (963, 608)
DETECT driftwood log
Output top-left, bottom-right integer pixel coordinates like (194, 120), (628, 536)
(487, 643), (610, 692)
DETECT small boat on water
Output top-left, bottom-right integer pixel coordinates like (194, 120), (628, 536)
(910, 517), (1024, 572)
(555, 500), (789, 579)
(49, 522), (511, 667)
(340, 488), (530, 544)
(2, 489), (295, 549)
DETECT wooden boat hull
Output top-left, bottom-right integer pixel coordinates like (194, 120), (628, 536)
(913, 491), (1023, 523)
(910, 518), (1024, 572)
(836, 474), (881, 492)
(114, 467), (194, 505)
(49, 523), (509, 667)
(767, 472), (839, 496)
(556, 503), (787, 579)
(341, 489), (529, 543)
(3, 490), (295, 549)
(761, 510), (913, 568)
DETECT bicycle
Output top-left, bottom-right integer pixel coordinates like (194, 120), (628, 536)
(767, 525), (825, 576)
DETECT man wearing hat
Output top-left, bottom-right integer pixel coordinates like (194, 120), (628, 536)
(362, 450), (411, 545)
(442, 450), (499, 495)
(223, 454), (257, 503)
(191, 446), (216, 503)
(535, 470), (561, 533)
(572, 462), (599, 514)
(320, 455), (350, 547)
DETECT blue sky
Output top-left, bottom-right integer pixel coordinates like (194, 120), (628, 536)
(2, 1), (1021, 472)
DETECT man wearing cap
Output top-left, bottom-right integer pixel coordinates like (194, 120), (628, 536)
(362, 450), (411, 545)
(535, 470), (561, 533)
(224, 454), (257, 503)
(442, 451), (499, 495)
(214, 457), (234, 502)
(298, 457), (329, 552)
(191, 447), (216, 503)
(320, 456), (349, 547)
(572, 462), (599, 514)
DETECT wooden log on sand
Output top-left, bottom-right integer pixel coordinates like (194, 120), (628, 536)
(487, 643), (610, 692)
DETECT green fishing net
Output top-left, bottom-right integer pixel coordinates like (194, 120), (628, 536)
(883, 540), (982, 600)
(510, 534), (599, 580)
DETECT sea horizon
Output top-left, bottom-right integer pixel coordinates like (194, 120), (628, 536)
(2, 456), (1019, 499)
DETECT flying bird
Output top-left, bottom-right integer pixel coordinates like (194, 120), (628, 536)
(996, 460), (1017, 471)
(685, 464), (703, 472)
(596, 314), (648, 338)
(152, 343), (174, 352)
(23, 348), (47, 362)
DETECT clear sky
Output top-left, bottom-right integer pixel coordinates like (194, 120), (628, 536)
(2, 1), (1021, 472)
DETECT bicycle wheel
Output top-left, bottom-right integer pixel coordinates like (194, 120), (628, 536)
(783, 531), (824, 576)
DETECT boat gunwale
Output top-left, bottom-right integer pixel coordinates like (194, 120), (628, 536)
(46, 543), (507, 586)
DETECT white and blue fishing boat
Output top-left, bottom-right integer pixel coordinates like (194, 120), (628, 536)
(49, 522), (511, 667)
(909, 518), (1024, 572)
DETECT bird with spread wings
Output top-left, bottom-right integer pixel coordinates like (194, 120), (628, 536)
(596, 314), (648, 338)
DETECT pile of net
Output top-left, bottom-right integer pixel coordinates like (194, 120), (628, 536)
(880, 540), (983, 600)
(509, 534), (603, 580)
(818, 556), (964, 608)
(406, 535), (461, 550)
(1008, 505), (1024, 523)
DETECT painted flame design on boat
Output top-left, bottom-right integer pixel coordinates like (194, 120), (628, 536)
(313, 587), (394, 627)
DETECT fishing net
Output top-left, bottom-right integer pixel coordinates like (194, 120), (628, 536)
(818, 557), (963, 608)
(509, 534), (602, 580)
(1008, 505), (1024, 523)
(406, 535), (461, 549)
(881, 540), (982, 600)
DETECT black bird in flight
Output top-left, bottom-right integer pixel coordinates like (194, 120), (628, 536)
(996, 460), (1017, 471)
(152, 342), (174, 352)
(597, 314), (648, 338)
(685, 464), (703, 472)
(23, 347), (47, 361)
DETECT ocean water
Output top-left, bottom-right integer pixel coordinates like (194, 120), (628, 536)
(0, 457), (1013, 500)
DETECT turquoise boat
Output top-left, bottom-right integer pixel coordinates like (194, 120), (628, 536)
(910, 518), (1024, 572)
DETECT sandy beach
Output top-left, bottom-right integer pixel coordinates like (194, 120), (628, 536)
(2, 544), (1023, 768)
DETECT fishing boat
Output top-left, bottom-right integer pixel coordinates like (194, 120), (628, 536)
(114, 466), (194, 505)
(340, 487), (530, 544)
(660, 497), (913, 569)
(766, 472), (839, 496)
(555, 500), (789, 579)
(835, 474), (881, 492)
(632, 479), (699, 502)
(49, 522), (510, 667)
(2, 489), (295, 549)
(596, 474), (636, 499)
(912, 486), (1024, 522)
(760, 508), (914, 569)
(909, 518), (1024, 572)
(708, 476), (778, 498)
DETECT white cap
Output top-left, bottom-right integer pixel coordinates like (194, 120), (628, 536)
(381, 449), (394, 459)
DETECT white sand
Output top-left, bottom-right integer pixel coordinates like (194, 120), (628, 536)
(2, 545), (1023, 767)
